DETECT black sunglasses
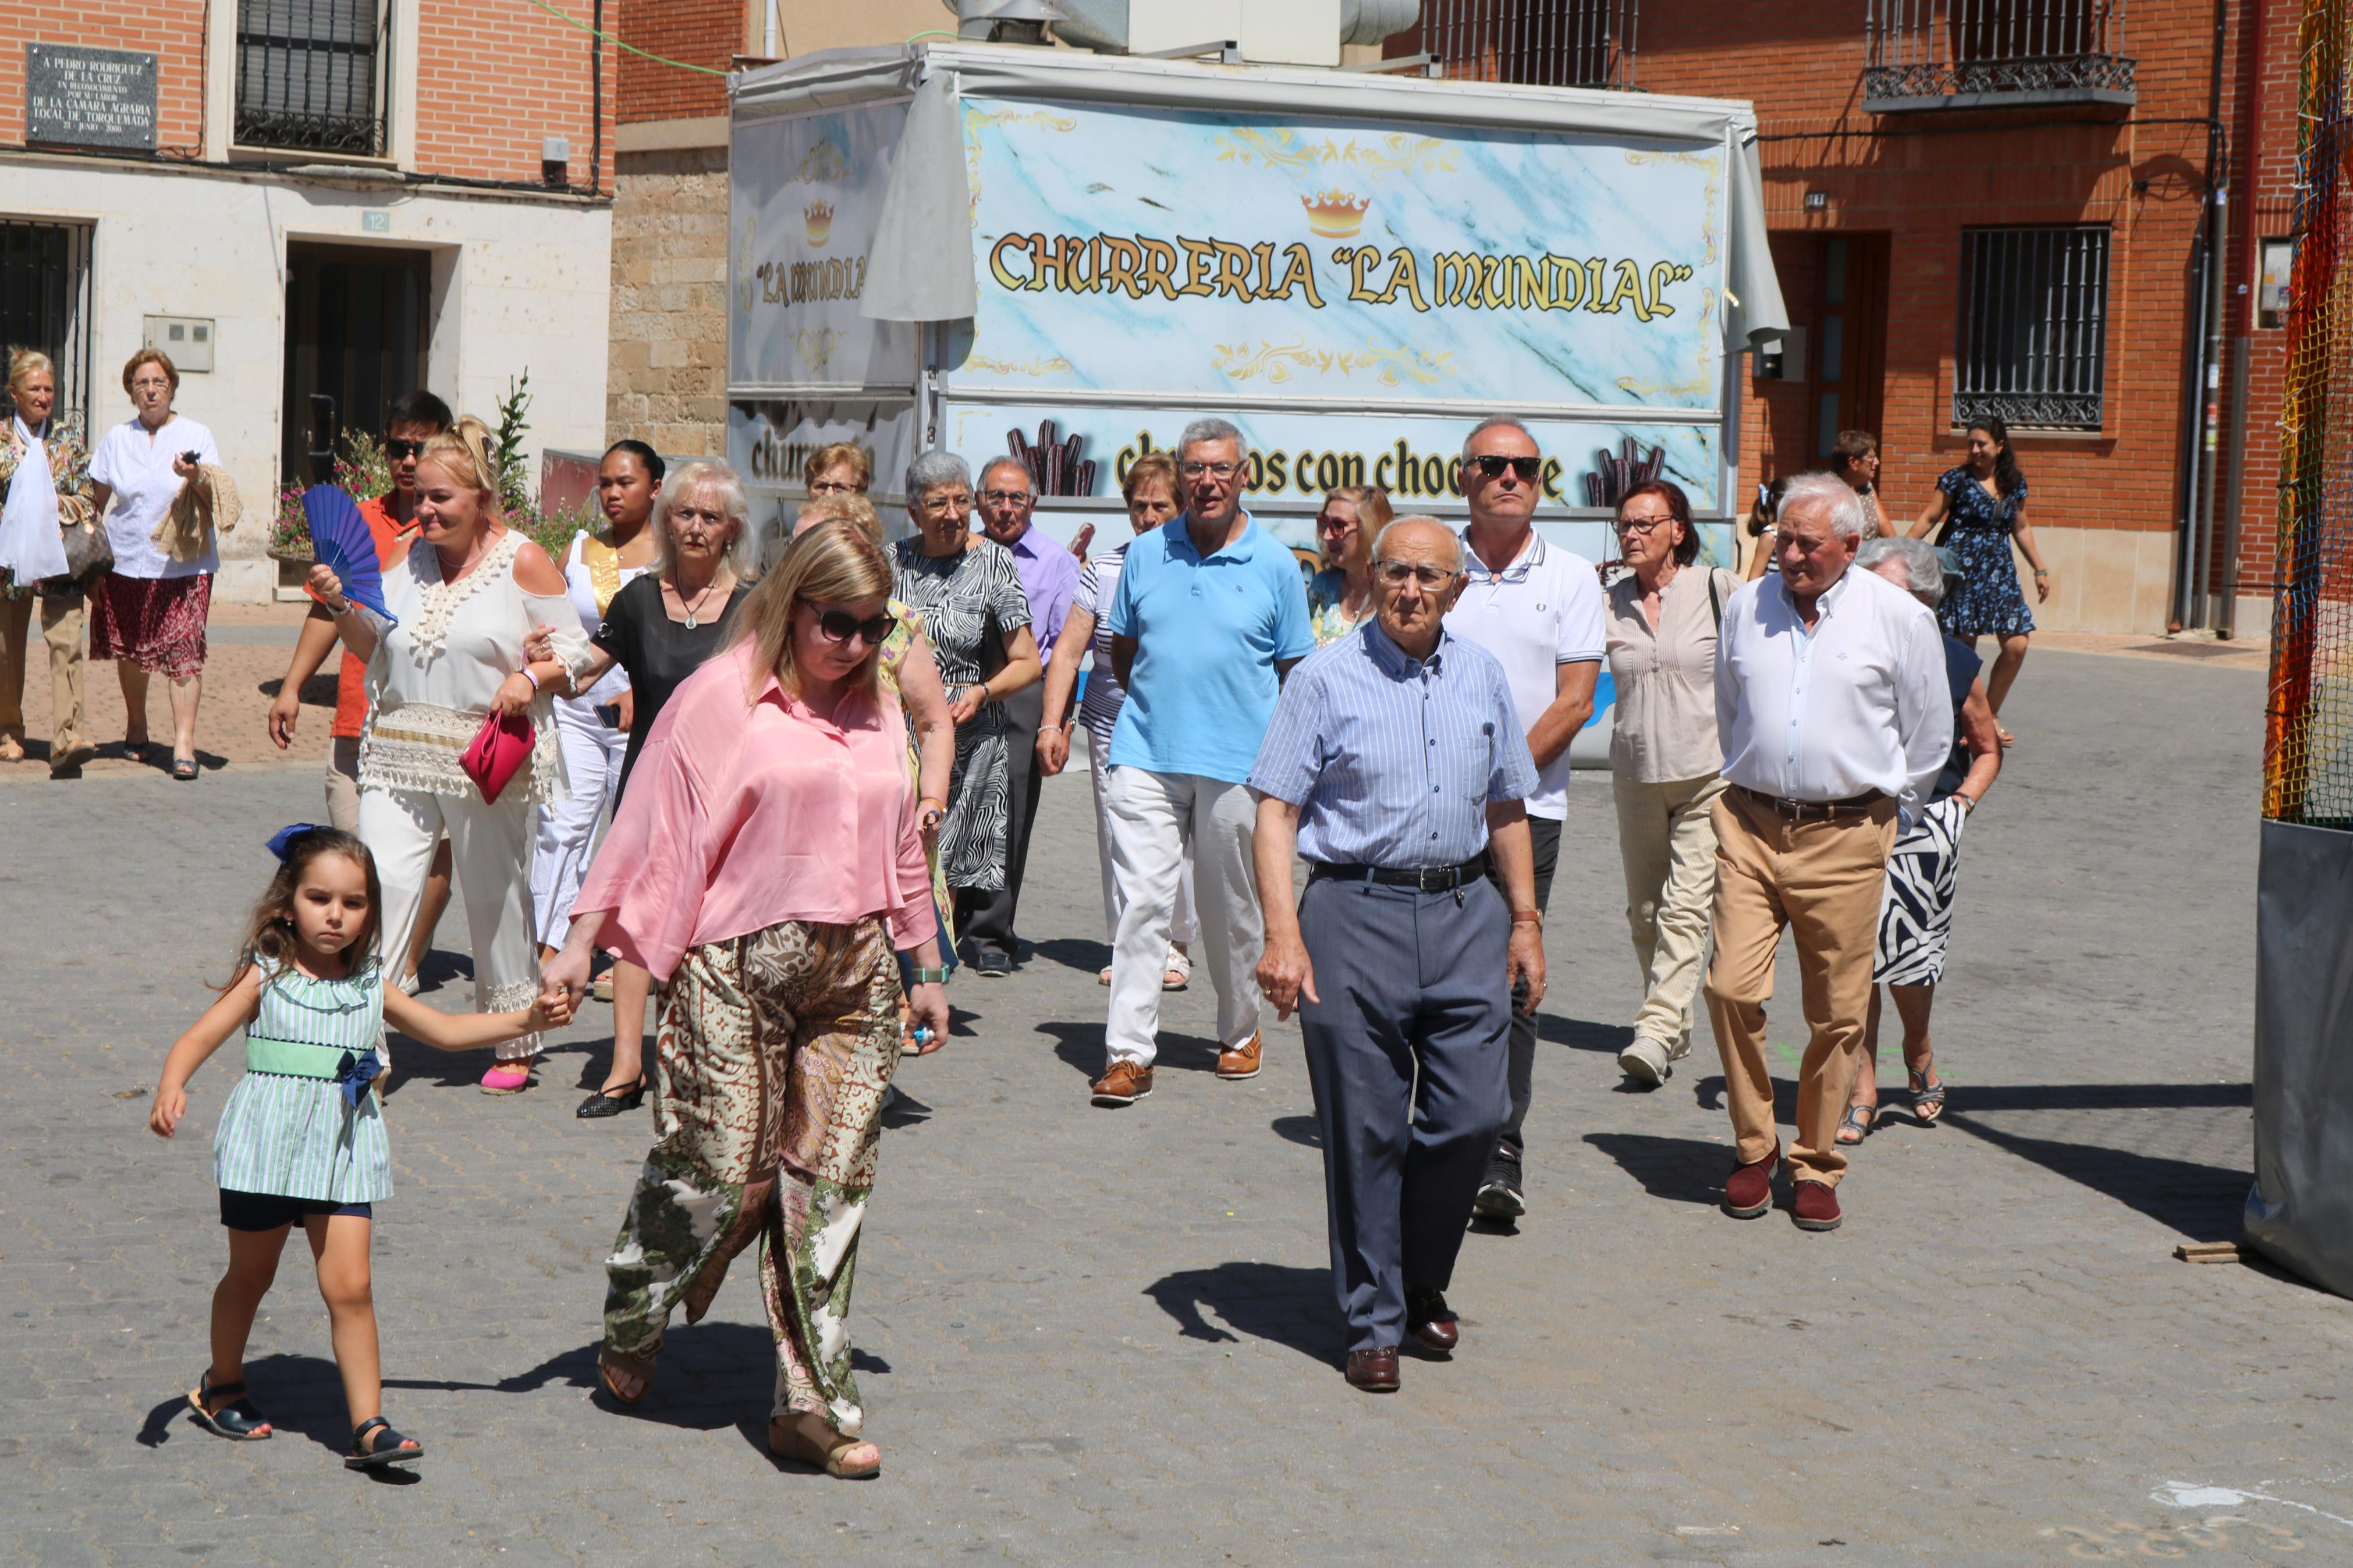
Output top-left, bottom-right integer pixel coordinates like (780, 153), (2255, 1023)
(817, 609), (898, 647)
(1467, 454), (1542, 481)
(384, 438), (424, 460)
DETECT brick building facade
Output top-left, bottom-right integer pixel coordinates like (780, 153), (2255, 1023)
(1399, 0), (2291, 637)
(1, 0), (613, 601)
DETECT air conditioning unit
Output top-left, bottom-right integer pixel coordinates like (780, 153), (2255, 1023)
(946, 1), (1421, 66)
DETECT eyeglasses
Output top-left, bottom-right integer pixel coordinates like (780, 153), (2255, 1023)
(1616, 514), (1675, 535)
(809, 479), (860, 496)
(981, 489), (1034, 507)
(1466, 454), (1542, 482)
(384, 438), (424, 460)
(815, 609), (898, 646)
(1180, 461), (1243, 481)
(917, 494), (971, 516)
(1316, 515), (1357, 535)
(1375, 561), (1461, 588)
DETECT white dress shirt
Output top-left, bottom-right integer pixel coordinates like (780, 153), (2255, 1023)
(1714, 565), (1953, 816)
(1442, 526), (1606, 821)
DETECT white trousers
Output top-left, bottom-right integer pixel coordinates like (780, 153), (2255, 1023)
(1612, 771), (1730, 1050)
(360, 783), (544, 1060)
(1088, 728), (1196, 950)
(1105, 766), (1262, 1067)
(530, 704), (627, 948)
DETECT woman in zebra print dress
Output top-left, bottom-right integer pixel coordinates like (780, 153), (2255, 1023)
(1838, 538), (2004, 1143)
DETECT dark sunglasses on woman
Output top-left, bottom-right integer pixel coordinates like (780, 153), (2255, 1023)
(817, 609), (898, 646)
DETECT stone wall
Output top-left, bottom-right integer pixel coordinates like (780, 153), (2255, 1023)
(608, 144), (730, 456)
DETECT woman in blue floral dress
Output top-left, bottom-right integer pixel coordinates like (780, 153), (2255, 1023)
(1911, 414), (2050, 743)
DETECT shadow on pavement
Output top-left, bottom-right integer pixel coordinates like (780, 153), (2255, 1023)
(1027, 936), (1112, 977)
(139, 1353), (424, 1481)
(1143, 1261), (1341, 1366)
(1535, 1014), (1637, 1055)
(1270, 1114), (1320, 1149)
(1582, 1132), (1727, 1206)
(1035, 1020), (1223, 1080)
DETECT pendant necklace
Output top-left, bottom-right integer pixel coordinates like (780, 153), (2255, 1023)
(679, 575), (719, 628)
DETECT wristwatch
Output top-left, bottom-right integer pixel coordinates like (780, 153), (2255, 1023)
(908, 966), (951, 986)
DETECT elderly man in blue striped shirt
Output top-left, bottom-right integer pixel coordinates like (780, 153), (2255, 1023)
(1249, 515), (1546, 1395)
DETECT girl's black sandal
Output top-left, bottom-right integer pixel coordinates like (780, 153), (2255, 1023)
(345, 1416), (425, 1470)
(187, 1373), (272, 1440)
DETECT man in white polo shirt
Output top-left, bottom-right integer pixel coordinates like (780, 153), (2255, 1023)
(1442, 415), (1606, 1224)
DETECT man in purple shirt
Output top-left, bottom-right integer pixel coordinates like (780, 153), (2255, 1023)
(959, 457), (1080, 973)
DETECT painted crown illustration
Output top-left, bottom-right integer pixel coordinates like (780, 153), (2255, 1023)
(1301, 190), (1370, 238)
(804, 201), (835, 246)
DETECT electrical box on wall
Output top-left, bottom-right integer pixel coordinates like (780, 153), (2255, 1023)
(1752, 326), (1805, 382)
(143, 315), (215, 373)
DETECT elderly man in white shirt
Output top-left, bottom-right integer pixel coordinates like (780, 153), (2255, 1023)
(1707, 472), (1951, 1233)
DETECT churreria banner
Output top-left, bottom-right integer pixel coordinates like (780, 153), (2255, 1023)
(948, 98), (1727, 415)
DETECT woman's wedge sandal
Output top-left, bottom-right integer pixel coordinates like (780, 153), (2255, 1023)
(598, 1343), (659, 1406)
(186, 1373), (272, 1440)
(769, 1413), (881, 1479)
(1909, 1065), (1947, 1125)
(345, 1416), (423, 1470)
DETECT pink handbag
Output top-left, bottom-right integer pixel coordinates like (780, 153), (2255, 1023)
(460, 709), (535, 804)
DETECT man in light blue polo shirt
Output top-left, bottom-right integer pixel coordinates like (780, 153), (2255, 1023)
(1091, 416), (1314, 1108)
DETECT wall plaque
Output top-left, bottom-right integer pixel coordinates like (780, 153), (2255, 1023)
(27, 44), (158, 153)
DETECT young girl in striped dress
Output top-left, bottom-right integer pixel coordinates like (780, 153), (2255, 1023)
(148, 825), (570, 1470)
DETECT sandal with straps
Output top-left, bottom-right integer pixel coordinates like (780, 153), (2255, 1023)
(187, 1372), (272, 1440)
(1910, 1064), (1947, 1125)
(598, 1342), (660, 1406)
(768, 1411), (881, 1479)
(1834, 1102), (1876, 1146)
(345, 1415), (424, 1470)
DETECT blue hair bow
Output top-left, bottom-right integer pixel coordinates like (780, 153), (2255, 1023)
(266, 823), (332, 862)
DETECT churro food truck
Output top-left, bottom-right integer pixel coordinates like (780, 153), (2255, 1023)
(725, 38), (1788, 569)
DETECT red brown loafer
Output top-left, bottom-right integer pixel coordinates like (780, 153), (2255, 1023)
(1792, 1179), (1843, 1232)
(1404, 1289), (1459, 1356)
(1345, 1347), (1400, 1392)
(1723, 1143), (1781, 1219)
(1215, 1033), (1262, 1080)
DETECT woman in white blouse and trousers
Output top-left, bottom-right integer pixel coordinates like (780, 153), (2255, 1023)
(530, 441), (661, 968)
(1605, 479), (1743, 1089)
(311, 417), (591, 1094)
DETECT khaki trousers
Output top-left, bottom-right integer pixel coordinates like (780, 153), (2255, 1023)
(1703, 787), (1898, 1187)
(0, 593), (87, 758)
(1612, 772), (1729, 1050)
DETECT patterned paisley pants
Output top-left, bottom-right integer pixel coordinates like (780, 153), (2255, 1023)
(602, 917), (901, 1435)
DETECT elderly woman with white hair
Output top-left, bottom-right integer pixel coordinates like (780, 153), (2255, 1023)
(892, 450), (1042, 919)
(526, 457), (755, 1117)
(1837, 534), (2003, 1143)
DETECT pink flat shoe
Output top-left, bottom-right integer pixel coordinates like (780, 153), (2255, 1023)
(479, 1062), (534, 1094)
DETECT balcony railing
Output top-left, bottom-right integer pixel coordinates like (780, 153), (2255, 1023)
(236, 0), (388, 157)
(1415, 0), (1641, 91)
(1865, 0), (2135, 113)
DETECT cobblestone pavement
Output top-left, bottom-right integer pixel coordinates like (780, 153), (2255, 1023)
(5, 648), (2348, 1567)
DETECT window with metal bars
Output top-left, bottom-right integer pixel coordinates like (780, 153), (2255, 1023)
(0, 220), (95, 429)
(1414, 0), (1639, 90)
(236, 0), (387, 156)
(1953, 225), (2109, 431)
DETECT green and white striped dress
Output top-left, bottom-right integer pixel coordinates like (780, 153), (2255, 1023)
(212, 961), (394, 1203)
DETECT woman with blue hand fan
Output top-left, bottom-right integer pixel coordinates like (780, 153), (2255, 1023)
(310, 416), (592, 1095)
(148, 824), (571, 1470)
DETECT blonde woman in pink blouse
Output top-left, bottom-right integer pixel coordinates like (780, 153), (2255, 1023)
(541, 518), (947, 1482)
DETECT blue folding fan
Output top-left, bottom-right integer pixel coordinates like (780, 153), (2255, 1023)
(302, 485), (394, 625)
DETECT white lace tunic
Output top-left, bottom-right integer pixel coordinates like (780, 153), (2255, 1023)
(359, 531), (593, 805)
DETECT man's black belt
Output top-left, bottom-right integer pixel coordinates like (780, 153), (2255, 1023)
(1307, 852), (1490, 893)
(1733, 784), (1886, 822)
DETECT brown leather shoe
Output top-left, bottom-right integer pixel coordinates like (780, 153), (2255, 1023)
(1215, 1032), (1262, 1080)
(1792, 1179), (1843, 1232)
(1404, 1289), (1458, 1356)
(1089, 1059), (1154, 1107)
(1345, 1347), (1400, 1392)
(1723, 1143), (1781, 1219)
